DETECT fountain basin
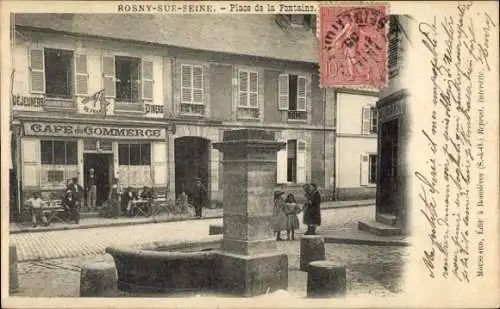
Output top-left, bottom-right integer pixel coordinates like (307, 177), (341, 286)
(105, 237), (221, 294)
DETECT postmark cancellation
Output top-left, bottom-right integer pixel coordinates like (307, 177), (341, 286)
(319, 4), (389, 88)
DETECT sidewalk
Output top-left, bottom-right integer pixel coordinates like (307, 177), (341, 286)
(9, 199), (374, 234)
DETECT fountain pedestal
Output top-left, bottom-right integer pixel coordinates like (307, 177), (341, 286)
(213, 129), (288, 297)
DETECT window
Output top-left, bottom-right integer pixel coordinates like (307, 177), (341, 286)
(369, 154), (377, 184)
(47, 170), (64, 182)
(362, 105), (378, 134)
(101, 56), (154, 101)
(360, 153), (377, 186)
(279, 74), (307, 121)
(388, 15), (401, 78)
(118, 143), (151, 165)
(40, 140), (77, 165)
(181, 64), (205, 115)
(238, 69), (259, 119)
(115, 56), (141, 103)
(277, 139), (307, 184)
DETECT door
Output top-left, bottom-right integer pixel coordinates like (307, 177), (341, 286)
(83, 153), (112, 206)
(379, 119), (399, 215)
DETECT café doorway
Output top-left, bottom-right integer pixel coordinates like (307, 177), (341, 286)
(83, 153), (113, 207)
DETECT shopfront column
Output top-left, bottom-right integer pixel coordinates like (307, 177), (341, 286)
(167, 130), (176, 201)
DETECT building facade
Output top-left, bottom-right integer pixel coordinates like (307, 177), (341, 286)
(10, 13), (335, 216)
(332, 89), (379, 200)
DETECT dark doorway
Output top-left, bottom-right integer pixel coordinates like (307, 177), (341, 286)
(83, 153), (112, 207)
(174, 137), (210, 199)
(379, 119), (399, 215)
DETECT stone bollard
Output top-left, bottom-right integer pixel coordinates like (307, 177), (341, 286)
(9, 245), (19, 294)
(80, 262), (118, 297)
(307, 261), (346, 298)
(300, 235), (325, 271)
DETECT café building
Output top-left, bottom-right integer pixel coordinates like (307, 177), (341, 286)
(10, 19), (170, 210)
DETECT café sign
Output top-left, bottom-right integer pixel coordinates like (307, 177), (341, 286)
(23, 122), (167, 140)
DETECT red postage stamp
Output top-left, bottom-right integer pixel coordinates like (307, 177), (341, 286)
(319, 4), (388, 88)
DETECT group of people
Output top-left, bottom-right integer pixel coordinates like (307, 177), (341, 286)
(273, 183), (322, 241)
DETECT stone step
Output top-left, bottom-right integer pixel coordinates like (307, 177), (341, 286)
(376, 213), (397, 226)
(358, 220), (401, 236)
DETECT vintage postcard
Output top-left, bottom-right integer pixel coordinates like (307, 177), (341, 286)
(0, 1), (498, 308)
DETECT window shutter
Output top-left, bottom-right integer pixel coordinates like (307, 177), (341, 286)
(181, 65), (192, 103)
(297, 76), (307, 111)
(102, 55), (116, 98)
(239, 70), (248, 107)
(360, 153), (369, 186)
(29, 48), (45, 94)
(296, 140), (307, 183)
(193, 66), (203, 103)
(278, 74), (289, 110)
(362, 105), (371, 134)
(141, 59), (154, 100)
(152, 142), (167, 186)
(249, 71), (258, 107)
(75, 54), (88, 96)
(277, 147), (287, 184)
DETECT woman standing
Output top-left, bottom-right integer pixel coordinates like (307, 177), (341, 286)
(273, 190), (288, 241)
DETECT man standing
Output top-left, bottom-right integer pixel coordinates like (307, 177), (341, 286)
(86, 168), (97, 210)
(191, 177), (207, 218)
(303, 183), (322, 235)
(66, 177), (83, 224)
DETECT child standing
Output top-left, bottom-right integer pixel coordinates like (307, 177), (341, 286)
(284, 193), (301, 240)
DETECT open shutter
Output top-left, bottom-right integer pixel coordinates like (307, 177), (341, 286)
(276, 141), (287, 184)
(152, 142), (167, 186)
(22, 139), (40, 187)
(360, 153), (369, 186)
(181, 65), (192, 103)
(297, 76), (307, 111)
(249, 71), (258, 107)
(102, 55), (115, 98)
(362, 105), (371, 134)
(193, 66), (203, 104)
(75, 54), (88, 96)
(296, 140), (307, 183)
(142, 59), (154, 100)
(29, 48), (45, 94)
(278, 74), (289, 110)
(239, 70), (248, 107)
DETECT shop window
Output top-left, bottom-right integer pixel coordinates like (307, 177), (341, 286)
(238, 69), (259, 119)
(40, 140), (77, 165)
(119, 143), (151, 165)
(181, 64), (205, 115)
(44, 48), (74, 98)
(278, 74), (307, 121)
(277, 139), (307, 184)
(362, 105), (378, 134)
(115, 56), (141, 103)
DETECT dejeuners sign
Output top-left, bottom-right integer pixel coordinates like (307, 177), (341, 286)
(23, 122), (167, 140)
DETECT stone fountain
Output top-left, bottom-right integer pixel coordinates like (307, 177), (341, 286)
(106, 129), (288, 297)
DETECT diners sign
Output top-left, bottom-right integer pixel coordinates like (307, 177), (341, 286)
(23, 122), (167, 140)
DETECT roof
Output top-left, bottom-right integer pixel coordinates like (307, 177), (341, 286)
(14, 13), (319, 63)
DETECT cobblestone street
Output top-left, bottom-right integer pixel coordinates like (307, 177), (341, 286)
(10, 205), (408, 298)
(10, 205), (374, 262)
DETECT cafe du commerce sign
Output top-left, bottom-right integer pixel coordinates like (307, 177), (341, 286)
(23, 122), (167, 140)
